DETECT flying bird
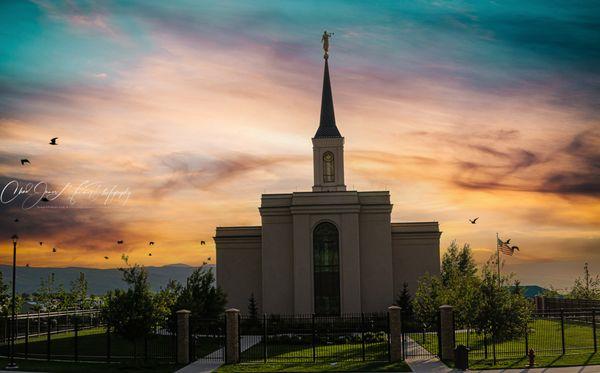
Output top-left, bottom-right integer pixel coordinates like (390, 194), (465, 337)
(52, 247), (57, 253)
(104, 256), (109, 260)
(41, 197), (49, 202)
(117, 240), (123, 244)
(201, 241), (206, 245)
(25, 264), (30, 268)
(14, 219), (19, 223)
(149, 242), (155, 245)
(39, 242), (43, 246)
(20, 159), (30, 165)
(49, 137), (58, 145)
(148, 253), (152, 256)
(207, 257), (211, 261)
(469, 217), (479, 224)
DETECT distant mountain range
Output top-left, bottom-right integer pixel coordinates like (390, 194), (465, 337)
(0, 264), (215, 295)
(510, 285), (548, 298)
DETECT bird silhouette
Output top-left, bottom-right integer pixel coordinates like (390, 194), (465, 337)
(117, 240), (123, 244)
(207, 257), (211, 261)
(14, 218), (19, 223)
(20, 159), (30, 165)
(201, 241), (206, 245)
(25, 264), (30, 268)
(149, 241), (155, 245)
(469, 217), (479, 224)
(148, 253), (152, 256)
(41, 197), (49, 202)
(104, 256), (109, 260)
(52, 247), (57, 253)
(49, 137), (58, 145)
(39, 242), (43, 246)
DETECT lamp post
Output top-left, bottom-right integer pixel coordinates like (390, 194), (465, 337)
(5, 234), (18, 370)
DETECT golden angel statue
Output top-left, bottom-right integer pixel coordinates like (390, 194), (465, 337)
(321, 31), (334, 58)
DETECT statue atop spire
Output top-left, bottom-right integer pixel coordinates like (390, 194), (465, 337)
(321, 31), (334, 59)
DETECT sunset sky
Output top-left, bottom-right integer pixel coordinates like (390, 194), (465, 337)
(0, 1), (598, 289)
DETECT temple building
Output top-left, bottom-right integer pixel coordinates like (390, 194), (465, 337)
(215, 53), (441, 315)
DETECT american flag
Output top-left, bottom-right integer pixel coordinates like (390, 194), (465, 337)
(497, 238), (519, 256)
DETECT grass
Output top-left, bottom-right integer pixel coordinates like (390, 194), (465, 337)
(409, 317), (600, 370)
(11, 327), (176, 362)
(217, 341), (411, 372)
(0, 357), (180, 372)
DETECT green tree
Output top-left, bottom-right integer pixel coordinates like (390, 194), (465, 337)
(103, 257), (158, 358)
(570, 263), (600, 300)
(68, 272), (88, 308)
(0, 272), (10, 315)
(155, 279), (181, 329)
(36, 273), (67, 311)
(395, 282), (413, 319)
(174, 266), (227, 320)
(439, 241), (480, 331)
(412, 273), (443, 328)
(472, 256), (532, 342)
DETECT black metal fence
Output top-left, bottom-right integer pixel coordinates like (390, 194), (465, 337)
(454, 309), (599, 363)
(236, 313), (390, 363)
(0, 309), (177, 363)
(189, 316), (226, 362)
(543, 297), (600, 311)
(401, 311), (440, 358)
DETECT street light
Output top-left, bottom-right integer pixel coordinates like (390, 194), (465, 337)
(5, 234), (18, 370)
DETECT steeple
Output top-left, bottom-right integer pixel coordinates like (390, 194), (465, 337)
(315, 58), (342, 138)
(312, 33), (346, 192)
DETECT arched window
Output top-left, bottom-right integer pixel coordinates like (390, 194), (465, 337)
(323, 152), (335, 183)
(313, 222), (340, 315)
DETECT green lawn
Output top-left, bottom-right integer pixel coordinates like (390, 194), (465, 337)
(452, 353), (600, 370)
(0, 357), (180, 373)
(454, 318), (597, 359)
(11, 327), (176, 362)
(217, 341), (410, 372)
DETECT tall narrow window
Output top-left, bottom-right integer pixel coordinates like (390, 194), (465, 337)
(323, 152), (335, 183)
(313, 222), (340, 315)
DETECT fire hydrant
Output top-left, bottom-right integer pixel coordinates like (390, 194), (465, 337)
(528, 348), (535, 367)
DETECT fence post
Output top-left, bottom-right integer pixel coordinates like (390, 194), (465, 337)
(25, 312), (30, 359)
(225, 308), (240, 364)
(593, 309), (597, 353)
(388, 305), (402, 362)
(176, 309), (191, 365)
(439, 305), (455, 361)
(106, 323), (111, 362)
(47, 318), (51, 361)
(361, 313), (366, 362)
(560, 309), (565, 355)
(262, 314), (267, 363)
(74, 315), (79, 362)
(312, 314), (316, 363)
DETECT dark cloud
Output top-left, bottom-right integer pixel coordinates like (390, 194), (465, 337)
(151, 152), (306, 198)
(455, 130), (599, 197)
(0, 175), (136, 255)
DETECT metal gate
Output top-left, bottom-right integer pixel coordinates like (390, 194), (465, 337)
(401, 311), (440, 358)
(189, 317), (226, 362)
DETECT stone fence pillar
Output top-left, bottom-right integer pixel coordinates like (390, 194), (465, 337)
(534, 296), (545, 312)
(176, 309), (191, 365)
(388, 305), (402, 361)
(439, 305), (455, 361)
(225, 308), (240, 364)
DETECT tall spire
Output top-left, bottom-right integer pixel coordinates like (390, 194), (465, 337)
(314, 58), (342, 138)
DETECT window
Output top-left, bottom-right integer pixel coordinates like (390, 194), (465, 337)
(323, 152), (335, 183)
(313, 222), (340, 315)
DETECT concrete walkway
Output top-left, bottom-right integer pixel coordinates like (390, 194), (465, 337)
(174, 335), (260, 373)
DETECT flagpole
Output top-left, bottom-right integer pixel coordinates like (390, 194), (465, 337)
(496, 232), (501, 288)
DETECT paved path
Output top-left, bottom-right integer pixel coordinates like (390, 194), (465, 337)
(175, 336), (260, 373)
